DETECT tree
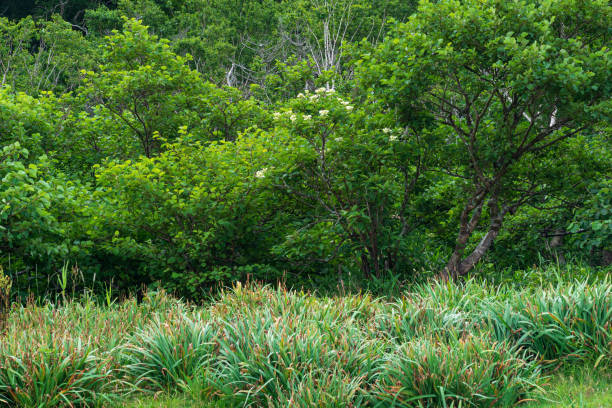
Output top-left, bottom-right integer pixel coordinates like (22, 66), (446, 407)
(0, 16), (93, 94)
(269, 88), (425, 278)
(358, 0), (611, 278)
(78, 18), (266, 157)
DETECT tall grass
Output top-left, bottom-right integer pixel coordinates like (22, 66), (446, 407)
(0, 277), (609, 407)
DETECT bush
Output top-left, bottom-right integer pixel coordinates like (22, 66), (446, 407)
(0, 143), (88, 296)
(87, 132), (287, 296)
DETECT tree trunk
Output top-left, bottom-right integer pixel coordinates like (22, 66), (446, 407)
(441, 197), (485, 280)
(456, 209), (504, 276)
(442, 194), (505, 280)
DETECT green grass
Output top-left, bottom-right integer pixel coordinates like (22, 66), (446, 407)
(0, 277), (610, 407)
(122, 368), (612, 408)
(121, 395), (215, 408)
(528, 367), (612, 408)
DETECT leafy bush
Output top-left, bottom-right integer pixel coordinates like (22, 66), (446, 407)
(87, 132), (287, 295)
(0, 143), (87, 294)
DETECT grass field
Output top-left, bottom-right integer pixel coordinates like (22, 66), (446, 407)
(0, 278), (610, 407)
(121, 368), (612, 407)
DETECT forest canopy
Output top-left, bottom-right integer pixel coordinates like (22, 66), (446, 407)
(0, 0), (610, 297)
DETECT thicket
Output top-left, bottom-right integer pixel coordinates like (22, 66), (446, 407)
(0, 0), (610, 298)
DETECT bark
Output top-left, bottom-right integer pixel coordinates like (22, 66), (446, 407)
(442, 194), (506, 280)
(456, 198), (505, 275)
(441, 196), (485, 280)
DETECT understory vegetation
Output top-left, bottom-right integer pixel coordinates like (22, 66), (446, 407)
(0, 271), (610, 407)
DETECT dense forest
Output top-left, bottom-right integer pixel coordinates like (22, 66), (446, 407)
(1, 0), (610, 298)
(0, 0), (611, 407)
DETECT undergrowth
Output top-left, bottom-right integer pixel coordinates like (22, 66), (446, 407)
(0, 277), (610, 407)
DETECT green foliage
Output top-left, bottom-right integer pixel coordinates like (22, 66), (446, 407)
(87, 132), (285, 295)
(0, 88), (55, 157)
(269, 88), (428, 278)
(376, 334), (540, 407)
(0, 342), (116, 407)
(0, 16), (94, 93)
(78, 18), (207, 156)
(0, 0), (610, 294)
(358, 0), (612, 277)
(0, 143), (86, 289)
(570, 180), (612, 254)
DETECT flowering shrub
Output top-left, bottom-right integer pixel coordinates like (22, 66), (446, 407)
(268, 88), (426, 277)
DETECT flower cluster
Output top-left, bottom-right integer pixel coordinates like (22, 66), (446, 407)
(255, 168), (268, 179)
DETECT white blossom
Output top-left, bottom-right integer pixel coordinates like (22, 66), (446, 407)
(309, 94), (319, 101)
(345, 105), (353, 111)
(273, 112), (281, 120)
(389, 134), (398, 142)
(319, 109), (329, 117)
(382, 128), (392, 134)
(297, 93), (305, 98)
(290, 114), (297, 122)
(315, 87), (327, 94)
(303, 114), (312, 120)
(341, 100), (350, 106)
(335, 137), (343, 142)
(255, 168), (268, 178)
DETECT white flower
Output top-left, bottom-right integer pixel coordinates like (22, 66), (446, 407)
(319, 109), (329, 117)
(341, 100), (350, 106)
(326, 88), (335, 94)
(273, 112), (281, 120)
(382, 128), (392, 134)
(255, 168), (268, 179)
(297, 93), (305, 98)
(309, 94), (319, 101)
(345, 105), (353, 111)
(303, 114), (312, 120)
(315, 87), (327, 94)
(389, 134), (398, 142)
(290, 114), (297, 122)
(335, 137), (343, 142)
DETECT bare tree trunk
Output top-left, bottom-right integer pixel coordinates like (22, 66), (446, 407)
(456, 196), (504, 275)
(442, 194), (507, 280)
(441, 196), (485, 280)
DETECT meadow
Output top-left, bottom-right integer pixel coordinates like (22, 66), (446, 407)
(1, 271), (610, 407)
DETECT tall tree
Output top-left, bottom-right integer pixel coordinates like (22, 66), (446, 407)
(358, 0), (611, 278)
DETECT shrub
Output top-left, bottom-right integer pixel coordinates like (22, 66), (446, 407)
(88, 131), (287, 296)
(0, 143), (88, 296)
